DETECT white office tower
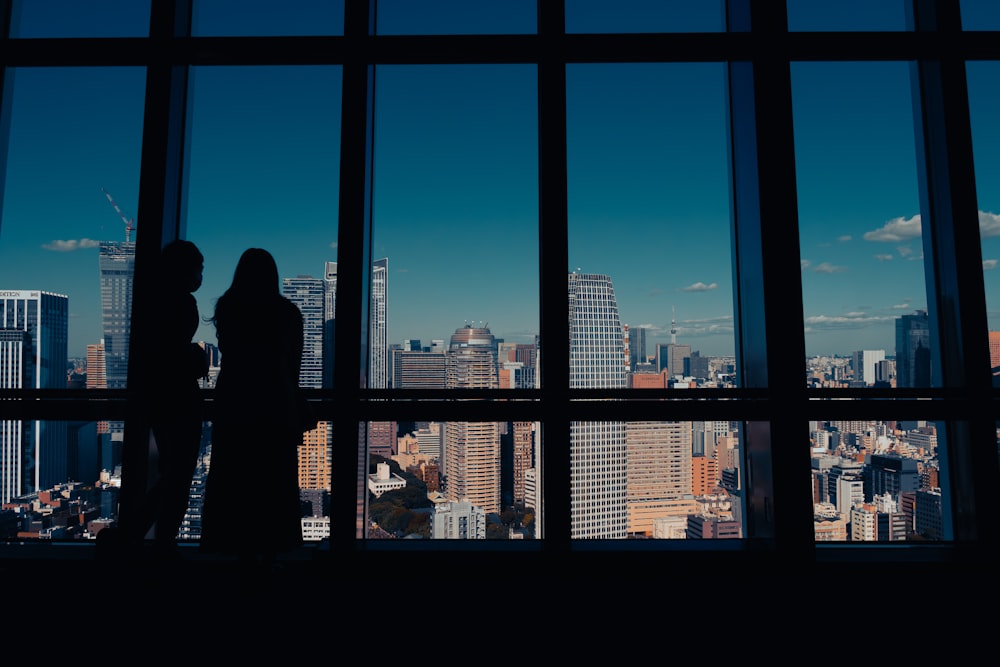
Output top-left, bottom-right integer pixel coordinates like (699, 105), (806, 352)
(0, 290), (69, 503)
(568, 272), (628, 538)
(444, 324), (500, 515)
(323, 261), (337, 389)
(283, 275), (326, 389)
(851, 349), (886, 386)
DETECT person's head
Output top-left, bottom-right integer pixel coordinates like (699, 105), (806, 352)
(160, 239), (204, 293)
(228, 247), (280, 297)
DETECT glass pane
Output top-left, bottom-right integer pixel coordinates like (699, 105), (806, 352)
(567, 63), (737, 539)
(566, 0), (724, 34)
(567, 63), (735, 384)
(192, 0), (344, 37)
(967, 61), (1000, 384)
(9, 0), (151, 38)
(369, 64), (539, 539)
(812, 420), (945, 542)
(0, 419), (123, 536)
(0, 67), (145, 389)
(184, 65), (342, 544)
(791, 62), (929, 388)
(375, 0), (535, 35)
(961, 0), (1000, 30)
(786, 0), (909, 32)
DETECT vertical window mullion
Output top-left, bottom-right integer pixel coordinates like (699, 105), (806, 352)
(908, 0), (998, 546)
(538, 0), (569, 548)
(330, 0), (374, 546)
(727, 0), (814, 559)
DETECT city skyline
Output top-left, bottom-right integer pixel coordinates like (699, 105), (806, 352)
(2, 5), (1000, 363)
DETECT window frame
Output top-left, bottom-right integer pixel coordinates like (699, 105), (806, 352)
(0, 0), (997, 564)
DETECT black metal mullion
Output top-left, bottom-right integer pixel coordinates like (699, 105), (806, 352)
(909, 0), (999, 553)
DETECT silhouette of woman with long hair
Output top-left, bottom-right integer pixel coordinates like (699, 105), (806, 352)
(138, 239), (208, 559)
(200, 248), (305, 566)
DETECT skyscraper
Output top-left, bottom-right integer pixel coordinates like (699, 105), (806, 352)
(283, 274), (326, 389)
(568, 272), (628, 538)
(98, 240), (135, 392)
(444, 324), (500, 515)
(895, 310), (931, 388)
(369, 257), (388, 390)
(0, 290), (69, 503)
(323, 261), (337, 389)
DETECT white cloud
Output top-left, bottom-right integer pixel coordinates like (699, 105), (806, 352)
(838, 235), (852, 242)
(980, 211), (1000, 237)
(863, 214), (922, 242)
(681, 282), (718, 292)
(42, 238), (100, 252)
(800, 259), (810, 270)
(813, 262), (846, 273)
(874, 253), (893, 261)
(984, 259), (998, 271)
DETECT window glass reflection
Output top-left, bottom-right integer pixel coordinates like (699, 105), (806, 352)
(791, 62), (928, 388)
(9, 0), (150, 38)
(966, 61), (1000, 383)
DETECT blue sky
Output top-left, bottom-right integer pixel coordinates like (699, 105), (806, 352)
(1, 2), (1000, 364)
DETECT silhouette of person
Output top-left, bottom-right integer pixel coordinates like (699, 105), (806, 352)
(200, 248), (306, 567)
(138, 239), (208, 559)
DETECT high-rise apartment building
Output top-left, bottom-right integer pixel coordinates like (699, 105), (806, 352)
(568, 272), (628, 538)
(283, 274), (326, 389)
(443, 324), (500, 515)
(0, 290), (69, 503)
(895, 310), (931, 388)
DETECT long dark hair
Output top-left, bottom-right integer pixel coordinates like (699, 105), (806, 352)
(211, 247), (281, 327)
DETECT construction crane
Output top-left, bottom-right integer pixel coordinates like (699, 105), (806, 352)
(101, 187), (136, 243)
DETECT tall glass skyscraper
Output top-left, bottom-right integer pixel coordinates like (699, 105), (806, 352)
(283, 274), (326, 389)
(0, 290), (69, 503)
(98, 241), (135, 392)
(568, 272), (628, 538)
(895, 310), (931, 388)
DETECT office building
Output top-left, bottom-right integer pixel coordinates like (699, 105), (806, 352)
(323, 261), (337, 389)
(852, 349), (886, 386)
(625, 421), (692, 536)
(283, 274), (326, 389)
(568, 272), (628, 538)
(443, 324), (500, 515)
(369, 257), (388, 390)
(0, 290), (69, 502)
(98, 241), (135, 392)
(895, 310), (931, 388)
